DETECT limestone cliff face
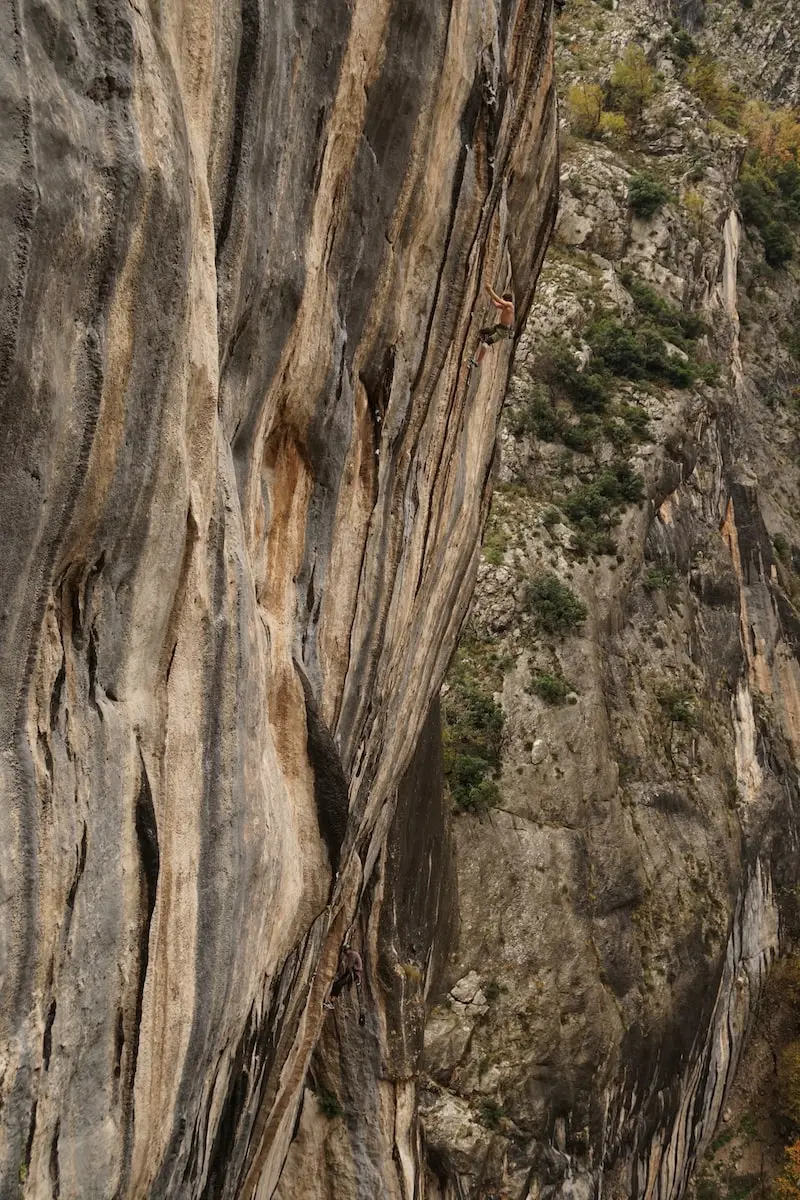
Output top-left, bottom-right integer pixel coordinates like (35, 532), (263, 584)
(0, 2), (557, 1196)
(425, 0), (800, 1197)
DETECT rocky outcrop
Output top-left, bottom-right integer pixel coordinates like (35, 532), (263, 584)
(0, 2), (557, 1197)
(425, 0), (800, 1196)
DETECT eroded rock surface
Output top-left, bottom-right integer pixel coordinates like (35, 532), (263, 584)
(427, 0), (800, 1197)
(0, 2), (557, 1196)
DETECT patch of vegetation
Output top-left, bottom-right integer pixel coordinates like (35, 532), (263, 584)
(669, 27), (697, 61)
(643, 564), (680, 604)
(724, 1174), (760, 1200)
(567, 81), (605, 139)
(483, 979), (507, 1003)
(621, 270), (706, 345)
(775, 1141), (800, 1199)
(316, 1087), (343, 1119)
(628, 173), (670, 219)
(685, 56), (746, 128)
(774, 533), (793, 565)
(656, 684), (698, 729)
(738, 103), (800, 267)
(538, 339), (612, 412)
(607, 44), (655, 124)
(562, 461), (645, 556)
(586, 316), (694, 387)
(479, 1099), (506, 1131)
(442, 637), (505, 815)
(710, 1127), (735, 1153)
(778, 1041), (800, 1129)
(528, 671), (573, 706)
(526, 572), (587, 636)
(483, 519), (510, 566)
(695, 1171), (720, 1200)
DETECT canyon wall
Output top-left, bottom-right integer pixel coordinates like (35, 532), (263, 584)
(423, 0), (800, 1196)
(0, 1), (557, 1196)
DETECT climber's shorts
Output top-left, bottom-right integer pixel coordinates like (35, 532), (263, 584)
(479, 323), (515, 345)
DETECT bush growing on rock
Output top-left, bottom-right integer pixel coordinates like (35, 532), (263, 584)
(627, 173), (670, 219)
(685, 56), (745, 128)
(608, 44), (655, 123)
(655, 684), (698, 729)
(528, 672), (573, 705)
(526, 572), (588, 636)
(442, 641), (505, 815)
(316, 1088), (343, 1119)
(599, 112), (627, 143)
(774, 1141), (800, 1200)
(567, 82), (605, 137)
(586, 317), (694, 387)
(738, 105), (800, 268)
(562, 461), (645, 555)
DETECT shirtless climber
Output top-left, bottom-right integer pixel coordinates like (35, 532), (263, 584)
(323, 946), (365, 1025)
(470, 283), (515, 368)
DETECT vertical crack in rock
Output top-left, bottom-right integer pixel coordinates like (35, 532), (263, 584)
(121, 754), (160, 1181)
(48, 1119), (60, 1199)
(215, 0), (260, 264)
(297, 661), (350, 879)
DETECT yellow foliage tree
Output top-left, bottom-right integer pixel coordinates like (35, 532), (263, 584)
(683, 189), (709, 238)
(567, 82), (605, 138)
(610, 44), (655, 121)
(778, 1040), (800, 1129)
(774, 1140), (800, 1200)
(685, 56), (745, 127)
(600, 112), (627, 143)
(741, 100), (800, 164)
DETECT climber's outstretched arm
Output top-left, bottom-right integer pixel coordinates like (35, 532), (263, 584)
(485, 282), (514, 317)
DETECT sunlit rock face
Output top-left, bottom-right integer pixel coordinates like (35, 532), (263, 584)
(421, 0), (800, 1196)
(0, 1), (557, 1196)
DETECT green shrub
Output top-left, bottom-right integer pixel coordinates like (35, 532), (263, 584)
(539, 340), (611, 412)
(442, 643), (505, 814)
(617, 402), (652, 441)
(738, 117), (800, 268)
(671, 29), (697, 59)
(526, 573), (587, 636)
(560, 461), (644, 557)
(628, 173), (670, 219)
(483, 523), (509, 566)
(608, 45), (655, 123)
(528, 672), (572, 705)
(656, 684), (698, 728)
(508, 381), (564, 441)
(564, 463), (644, 521)
(774, 532), (792, 564)
(644, 564), (681, 605)
(621, 271), (706, 344)
(479, 1099), (506, 1130)
(586, 317), (695, 387)
(685, 56), (745, 127)
(764, 221), (794, 267)
(317, 1088), (343, 1118)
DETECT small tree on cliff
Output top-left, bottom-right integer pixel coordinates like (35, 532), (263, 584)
(567, 82), (605, 138)
(775, 1141), (800, 1200)
(609, 45), (655, 124)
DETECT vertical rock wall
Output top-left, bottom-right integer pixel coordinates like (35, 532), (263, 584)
(0, 1), (557, 1196)
(420, 0), (800, 1195)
